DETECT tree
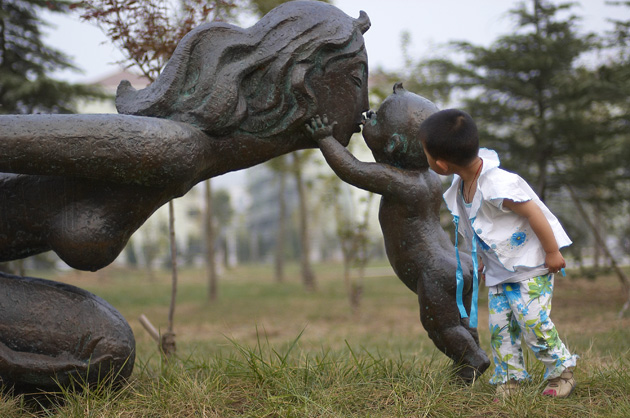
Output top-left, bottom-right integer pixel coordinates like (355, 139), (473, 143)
(420, 1), (602, 199)
(204, 180), (218, 301)
(292, 150), (317, 291)
(266, 155), (290, 283)
(206, 186), (233, 301)
(76, 0), (240, 80)
(599, 0), (630, 316)
(324, 174), (375, 313)
(0, 0), (102, 114)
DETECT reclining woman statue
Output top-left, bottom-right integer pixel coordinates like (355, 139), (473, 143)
(0, 1), (370, 391)
(0, 0), (370, 272)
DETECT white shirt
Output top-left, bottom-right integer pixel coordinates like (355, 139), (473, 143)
(445, 148), (572, 287)
(462, 190), (548, 286)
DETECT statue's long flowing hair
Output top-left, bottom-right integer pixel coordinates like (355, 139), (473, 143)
(116, 1), (370, 138)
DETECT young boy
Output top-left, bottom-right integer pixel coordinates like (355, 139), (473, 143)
(306, 83), (490, 382)
(419, 108), (578, 398)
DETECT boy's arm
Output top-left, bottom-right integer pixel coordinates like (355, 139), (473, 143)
(502, 199), (566, 273)
(306, 115), (411, 195)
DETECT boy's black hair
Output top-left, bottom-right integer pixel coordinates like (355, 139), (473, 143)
(419, 109), (479, 166)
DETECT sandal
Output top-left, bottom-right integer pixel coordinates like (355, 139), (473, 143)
(543, 368), (576, 398)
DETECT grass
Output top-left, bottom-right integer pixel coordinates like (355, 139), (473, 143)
(2, 262), (630, 417)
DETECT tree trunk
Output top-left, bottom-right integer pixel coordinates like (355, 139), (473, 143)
(293, 153), (316, 291)
(205, 179), (218, 302)
(163, 200), (178, 357)
(275, 166), (287, 283)
(563, 181), (630, 318)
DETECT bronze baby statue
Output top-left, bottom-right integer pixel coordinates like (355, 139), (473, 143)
(307, 83), (490, 382)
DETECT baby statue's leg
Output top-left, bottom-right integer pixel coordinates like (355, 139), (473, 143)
(461, 286), (483, 346)
(418, 272), (490, 383)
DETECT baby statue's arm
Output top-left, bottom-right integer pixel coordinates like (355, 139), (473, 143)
(306, 115), (410, 195)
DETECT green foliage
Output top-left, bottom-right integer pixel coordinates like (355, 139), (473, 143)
(423, 1), (603, 200)
(0, 0), (105, 114)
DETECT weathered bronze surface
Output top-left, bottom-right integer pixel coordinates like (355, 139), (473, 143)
(0, 1), (370, 271)
(307, 83), (490, 382)
(0, 271), (135, 392)
(0, 1), (370, 391)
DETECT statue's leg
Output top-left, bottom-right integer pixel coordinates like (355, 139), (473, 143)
(417, 270), (490, 383)
(0, 272), (135, 392)
(460, 282), (483, 347)
(0, 114), (210, 188)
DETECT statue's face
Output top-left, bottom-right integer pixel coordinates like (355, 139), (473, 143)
(311, 49), (369, 146)
(362, 87), (435, 169)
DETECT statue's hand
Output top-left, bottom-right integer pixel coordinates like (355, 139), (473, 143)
(305, 115), (337, 143)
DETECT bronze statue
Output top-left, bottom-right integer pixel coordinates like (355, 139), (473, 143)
(0, 271), (135, 392)
(0, 1), (370, 391)
(307, 84), (490, 382)
(0, 1), (370, 272)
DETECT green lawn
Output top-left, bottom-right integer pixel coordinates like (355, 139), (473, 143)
(2, 262), (629, 417)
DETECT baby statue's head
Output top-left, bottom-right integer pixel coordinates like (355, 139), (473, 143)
(363, 83), (438, 169)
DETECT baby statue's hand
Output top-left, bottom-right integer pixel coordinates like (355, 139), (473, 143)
(305, 115), (337, 143)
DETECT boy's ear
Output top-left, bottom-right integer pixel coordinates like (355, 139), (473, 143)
(435, 159), (449, 173)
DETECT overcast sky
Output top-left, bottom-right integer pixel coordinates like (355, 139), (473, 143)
(43, 0), (625, 83)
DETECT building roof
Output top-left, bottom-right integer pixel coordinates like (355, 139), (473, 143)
(89, 69), (151, 91)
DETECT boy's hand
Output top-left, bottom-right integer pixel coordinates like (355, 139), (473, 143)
(544, 250), (566, 274)
(477, 258), (485, 282)
(305, 115), (337, 143)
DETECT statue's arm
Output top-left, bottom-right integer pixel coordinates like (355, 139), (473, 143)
(306, 116), (412, 195)
(0, 114), (213, 188)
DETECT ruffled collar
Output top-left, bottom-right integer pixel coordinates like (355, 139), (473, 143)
(444, 148), (500, 218)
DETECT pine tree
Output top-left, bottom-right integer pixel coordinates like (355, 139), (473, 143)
(0, 0), (102, 114)
(432, 1), (599, 200)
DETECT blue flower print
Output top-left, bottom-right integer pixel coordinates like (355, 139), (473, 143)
(516, 302), (529, 317)
(539, 308), (549, 324)
(489, 293), (510, 314)
(511, 231), (527, 246)
(490, 362), (507, 384)
(502, 282), (521, 304)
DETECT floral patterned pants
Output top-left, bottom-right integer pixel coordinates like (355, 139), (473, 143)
(488, 274), (578, 384)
